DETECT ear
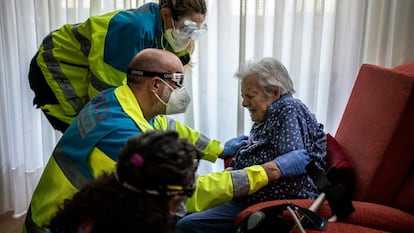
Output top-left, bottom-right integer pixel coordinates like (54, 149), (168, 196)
(160, 8), (173, 29)
(272, 87), (281, 100)
(150, 77), (161, 93)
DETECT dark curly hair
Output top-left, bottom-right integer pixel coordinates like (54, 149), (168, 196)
(46, 130), (201, 233)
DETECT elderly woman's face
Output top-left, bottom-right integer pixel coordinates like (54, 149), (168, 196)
(241, 75), (277, 123)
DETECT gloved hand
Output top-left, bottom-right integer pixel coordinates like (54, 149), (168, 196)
(223, 135), (249, 159)
(273, 149), (310, 177)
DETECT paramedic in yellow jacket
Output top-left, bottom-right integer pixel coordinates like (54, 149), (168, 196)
(28, 0), (208, 133)
(24, 48), (310, 233)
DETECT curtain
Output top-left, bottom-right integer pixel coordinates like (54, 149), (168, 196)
(0, 0), (413, 215)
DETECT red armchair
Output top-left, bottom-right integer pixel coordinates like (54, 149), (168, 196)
(234, 62), (414, 232)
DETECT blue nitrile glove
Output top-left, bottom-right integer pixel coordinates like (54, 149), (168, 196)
(223, 135), (249, 159)
(273, 149), (310, 177)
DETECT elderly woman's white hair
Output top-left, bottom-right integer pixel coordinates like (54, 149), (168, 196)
(234, 57), (295, 97)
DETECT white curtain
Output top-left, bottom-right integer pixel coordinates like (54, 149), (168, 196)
(1, 0), (413, 215)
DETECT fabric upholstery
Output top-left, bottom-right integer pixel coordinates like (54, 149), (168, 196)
(234, 63), (414, 232)
(303, 222), (391, 233)
(335, 63), (414, 210)
(235, 199), (414, 233)
(342, 201), (414, 233)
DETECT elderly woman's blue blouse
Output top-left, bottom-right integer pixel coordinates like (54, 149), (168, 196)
(233, 93), (326, 203)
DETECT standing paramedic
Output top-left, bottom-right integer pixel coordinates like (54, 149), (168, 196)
(23, 48), (310, 233)
(29, 0), (208, 133)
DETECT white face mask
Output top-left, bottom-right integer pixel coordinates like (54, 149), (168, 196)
(164, 18), (191, 52)
(154, 79), (191, 115)
(173, 199), (187, 217)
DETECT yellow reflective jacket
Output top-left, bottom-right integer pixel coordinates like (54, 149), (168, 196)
(24, 85), (270, 233)
(185, 165), (269, 213)
(24, 85), (222, 233)
(35, 3), (190, 125)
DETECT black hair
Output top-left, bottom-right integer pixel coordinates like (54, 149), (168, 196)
(47, 131), (201, 233)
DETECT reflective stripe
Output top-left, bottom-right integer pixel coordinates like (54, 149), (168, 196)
(71, 24), (90, 57)
(42, 33), (85, 113)
(167, 118), (176, 130)
(53, 144), (89, 190)
(72, 24), (114, 92)
(90, 73), (115, 91)
(230, 169), (250, 198)
(24, 207), (47, 233)
(166, 118), (209, 152)
(195, 134), (209, 151)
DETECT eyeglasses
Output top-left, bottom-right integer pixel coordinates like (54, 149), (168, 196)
(175, 19), (208, 40)
(164, 184), (196, 197)
(127, 69), (185, 87)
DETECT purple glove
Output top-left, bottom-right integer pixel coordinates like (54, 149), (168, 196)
(223, 135), (249, 159)
(273, 149), (310, 177)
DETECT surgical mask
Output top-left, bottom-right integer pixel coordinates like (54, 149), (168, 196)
(164, 18), (191, 53)
(154, 79), (191, 115)
(173, 199), (187, 217)
(164, 28), (191, 53)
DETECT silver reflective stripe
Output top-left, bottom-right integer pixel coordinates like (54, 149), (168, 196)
(230, 169), (250, 198)
(71, 24), (115, 92)
(53, 144), (89, 190)
(167, 118), (177, 131)
(71, 24), (90, 57)
(195, 134), (209, 151)
(91, 73), (115, 91)
(166, 118), (209, 152)
(42, 32), (85, 113)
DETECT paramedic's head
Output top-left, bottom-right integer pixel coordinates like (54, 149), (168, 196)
(159, 0), (208, 63)
(127, 48), (191, 118)
(235, 57), (295, 123)
(115, 130), (201, 216)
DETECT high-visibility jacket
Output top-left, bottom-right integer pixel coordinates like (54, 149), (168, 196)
(24, 85), (222, 233)
(35, 2), (189, 125)
(185, 166), (269, 213)
(24, 85), (270, 233)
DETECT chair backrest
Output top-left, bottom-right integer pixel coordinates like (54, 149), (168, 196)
(335, 63), (414, 214)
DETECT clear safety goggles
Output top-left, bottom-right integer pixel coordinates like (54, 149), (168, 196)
(128, 69), (185, 87)
(174, 19), (208, 40)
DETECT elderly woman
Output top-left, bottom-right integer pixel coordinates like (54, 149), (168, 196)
(176, 57), (326, 233)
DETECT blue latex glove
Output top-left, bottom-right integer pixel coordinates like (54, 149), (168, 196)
(273, 149), (310, 177)
(223, 135), (249, 159)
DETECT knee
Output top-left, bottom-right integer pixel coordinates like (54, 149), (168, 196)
(175, 215), (195, 233)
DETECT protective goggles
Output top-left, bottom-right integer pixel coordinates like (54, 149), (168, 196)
(127, 69), (185, 87)
(163, 184), (196, 197)
(114, 168), (196, 198)
(175, 19), (208, 40)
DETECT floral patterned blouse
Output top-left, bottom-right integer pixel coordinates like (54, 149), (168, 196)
(233, 93), (326, 204)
